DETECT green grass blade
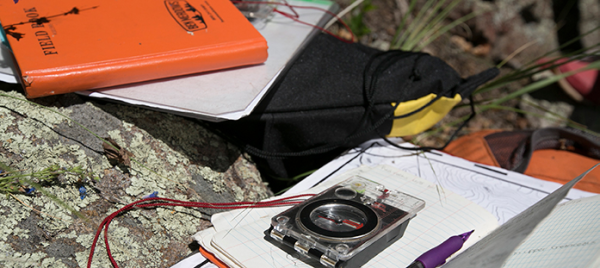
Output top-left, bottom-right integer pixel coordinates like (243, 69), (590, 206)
(0, 92), (180, 185)
(489, 60), (600, 106)
(476, 48), (600, 95)
(401, 0), (451, 50)
(392, 0), (419, 49)
(476, 104), (599, 137)
(395, 0), (437, 49)
(404, 0), (463, 51)
(416, 11), (478, 51)
(523, 24), (600, 67)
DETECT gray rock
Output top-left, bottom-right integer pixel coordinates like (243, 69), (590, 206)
(0, 84), (272, 268)
(520, 93), (574, 128)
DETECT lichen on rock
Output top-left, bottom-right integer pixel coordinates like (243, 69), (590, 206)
(0, 88), (272, 267)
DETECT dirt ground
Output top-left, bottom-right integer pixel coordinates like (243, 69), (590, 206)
(330, 0), (600, 147)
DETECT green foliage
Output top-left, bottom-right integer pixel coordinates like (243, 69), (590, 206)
(0, 92), (165, 218)
(389, 0), (600, 144)
(471, 25), (600, 116)
(392, 0), (475, 51)
(0, 162), (89, 194)
(345, 0), (376, 38)
(0, 161), (88, 219)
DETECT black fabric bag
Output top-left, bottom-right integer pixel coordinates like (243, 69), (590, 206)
(209, 33), (499, 181)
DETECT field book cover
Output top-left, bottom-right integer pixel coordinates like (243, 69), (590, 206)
(0, 0), (268, 98)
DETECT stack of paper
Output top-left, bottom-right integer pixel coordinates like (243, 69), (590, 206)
(187, 141), (599, 268)
(194, 165), (500, 267)
(0, 0), (336, 122)
(79, 0), (336, 122)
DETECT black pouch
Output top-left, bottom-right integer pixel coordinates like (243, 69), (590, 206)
(209, 33), (499, 181)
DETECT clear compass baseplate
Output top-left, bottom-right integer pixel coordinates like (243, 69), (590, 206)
(269, 176), (425, 268)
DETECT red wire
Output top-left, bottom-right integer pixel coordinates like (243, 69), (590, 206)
(87, 194), (315, 268)
(231, 0), (356, 43)
(277, 0), (300, 20)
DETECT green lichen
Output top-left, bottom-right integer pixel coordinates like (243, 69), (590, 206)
(37, 196), (73, 232)
(231, 185), (245, 201)
(75, 238), (113, 268)
(40, 257), (68, 268)
(75, 233), (94, 249)
(74, 221), (144, 267)
(0, 91), (110, 198)
(156, 207), (203, 236)
(0, 91), (269, 267)
(0, 91), (72, 125)
(108, 129), (192, 199)
(10, 227), (29, 240)
(101, 221), (139, 263)
(231, 157), (270, 201)
(0, 198), (32, 242)
(198, 166), (226, 193)
(0, 246), (48, 268)
(57, 230), (77, 239)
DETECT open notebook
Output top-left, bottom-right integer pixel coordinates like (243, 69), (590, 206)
(193, 163), (600, 268)
(501, 194), (600, 268)
(182, 139), (598, 268)
(194, 165), (500, 267)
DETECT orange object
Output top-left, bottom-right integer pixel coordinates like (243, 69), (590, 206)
(199, 246), (229, 268)
(0, 0), (268, 98)
(444, 129), (600, 193)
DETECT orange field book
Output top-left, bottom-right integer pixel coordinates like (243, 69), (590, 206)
(0, 0), (268, 98)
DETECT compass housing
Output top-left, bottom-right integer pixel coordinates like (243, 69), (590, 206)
(268, 176), (425, 267)
(299, 198), (379, 241)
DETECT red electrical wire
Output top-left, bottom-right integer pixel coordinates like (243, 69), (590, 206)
(231, 0), (356, 43)
(87, 194), (315, 268)
(88, 2), (355, 265)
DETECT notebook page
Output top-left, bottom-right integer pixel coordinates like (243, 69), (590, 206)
(209, 165), (499, 267)
(194, 168), (368, 267)
(502, 194), (600, 268)
(444, 163), (600, 268)
(288, 141), (596, 224)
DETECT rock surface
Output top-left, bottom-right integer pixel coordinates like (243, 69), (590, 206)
(0, 84), (272, 268)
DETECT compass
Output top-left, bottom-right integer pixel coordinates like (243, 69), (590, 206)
(268, 177), (425, 268)
(298, 198), (379, 240)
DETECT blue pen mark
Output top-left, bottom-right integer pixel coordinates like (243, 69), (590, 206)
(143, 191), (159, 199)
(79, 186), (87, 200)
(14, 0), (19, 3)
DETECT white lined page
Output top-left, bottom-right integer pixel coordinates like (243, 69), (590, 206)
(206, 165), (499, 267)
(502, 194), (600, 268)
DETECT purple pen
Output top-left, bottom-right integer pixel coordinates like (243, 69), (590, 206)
(406, 230), (474, 268)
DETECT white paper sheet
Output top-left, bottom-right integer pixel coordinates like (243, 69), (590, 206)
(80, 0), (336, 121)
(502, 194), (600, 268)
(444, 163), (600, 268)
(197, 165), (500, 268)
(187, 139), (598, 267)
(288, 139), (595, 224)
(0, 43), (18, 84)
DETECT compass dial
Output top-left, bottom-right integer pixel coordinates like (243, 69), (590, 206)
(298, 198), (378, 240)
(312, 204), (367, 232)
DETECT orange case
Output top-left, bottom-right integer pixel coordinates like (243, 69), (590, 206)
(444, 130), (600, 193)
(0, 0), (268, 98)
